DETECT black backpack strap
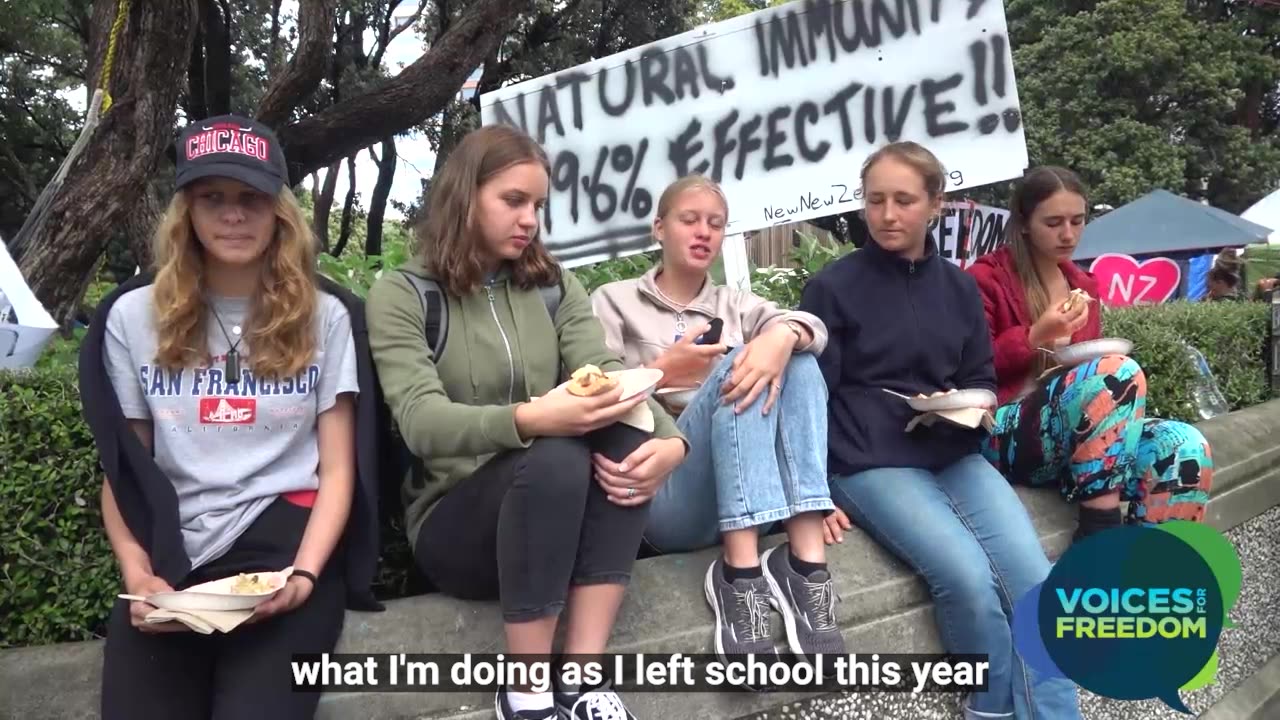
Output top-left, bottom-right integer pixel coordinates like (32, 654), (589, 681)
(398, 270), (448, 359)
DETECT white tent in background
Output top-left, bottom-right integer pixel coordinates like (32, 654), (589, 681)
(1241, 188), (1280, 244)
(0, 235), (58, 368)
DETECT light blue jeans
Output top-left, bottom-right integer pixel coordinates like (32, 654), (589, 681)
(831, 455), (1081, 720)
(643, 348), (836, 552)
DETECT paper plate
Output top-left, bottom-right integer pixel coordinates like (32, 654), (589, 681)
(560, 368), (664, 401)
(885, 388), (997, 412)
(141, 568), (291, 612)
(655, 385), (701, 407)
(1053, 338), (1133, 368)
(611, 368), (664, 400)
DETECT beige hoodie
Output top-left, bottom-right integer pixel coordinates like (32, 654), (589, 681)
(590, 266), (828, 371)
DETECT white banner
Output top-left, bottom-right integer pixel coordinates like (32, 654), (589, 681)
(480, 0), (1028, 267)
(933, 199), (1011, 268)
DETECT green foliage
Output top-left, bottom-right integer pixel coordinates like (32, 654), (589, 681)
(571, 252), (660, 295)
(316, 239), (411, 299)
(1009, 0), (1280, 211)
(0, 0), (88, 239)
(750, 232), (855, 308)
(1101, 301), (1271, 423)
(0, 367), (117, 649)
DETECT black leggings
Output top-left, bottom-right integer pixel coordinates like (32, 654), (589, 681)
(415, 423), (651, 622)
(101, 498), (347, 720)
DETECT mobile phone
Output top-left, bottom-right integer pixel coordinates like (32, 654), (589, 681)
(696, 318), (724, 345)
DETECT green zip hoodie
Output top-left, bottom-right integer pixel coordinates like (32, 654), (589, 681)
(366, 258), (685, 547)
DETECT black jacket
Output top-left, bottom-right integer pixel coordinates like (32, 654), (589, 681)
(78, 272), (384, 611)
(798, 238), (997, 476)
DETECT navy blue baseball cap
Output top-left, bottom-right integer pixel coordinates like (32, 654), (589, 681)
(175, 114), (288, 195)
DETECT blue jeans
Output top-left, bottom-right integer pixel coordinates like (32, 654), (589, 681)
(644, 349), (836, 552)
(830, 455), (1081, 720)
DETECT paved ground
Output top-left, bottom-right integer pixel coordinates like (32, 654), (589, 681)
(739, 505), (1280, 720)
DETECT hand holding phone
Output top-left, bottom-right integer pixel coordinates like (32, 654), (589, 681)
(695, 318), (724, 346)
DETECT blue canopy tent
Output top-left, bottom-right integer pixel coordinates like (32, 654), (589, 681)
(1073, 189), (1272, 300)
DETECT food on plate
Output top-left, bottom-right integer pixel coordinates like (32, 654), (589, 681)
(1062, 288), (1094, 313)
(230, 573), (276, 595)
(914, 390), (953, 399)
(566, 364), (619, 397)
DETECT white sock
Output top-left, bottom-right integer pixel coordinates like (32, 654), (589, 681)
(506, 689), (553, 714)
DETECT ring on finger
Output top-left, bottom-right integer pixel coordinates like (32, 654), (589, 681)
(627, 487), (636, 499)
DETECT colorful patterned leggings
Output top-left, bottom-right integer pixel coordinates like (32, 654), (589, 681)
(980, 354), (1213, 525)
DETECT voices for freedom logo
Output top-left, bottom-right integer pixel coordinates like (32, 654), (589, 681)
(1012, 522), (1242, 713)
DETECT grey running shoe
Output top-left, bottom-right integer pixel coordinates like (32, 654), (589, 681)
(761, 543), (846, 659)
(703, 557), (776, 661)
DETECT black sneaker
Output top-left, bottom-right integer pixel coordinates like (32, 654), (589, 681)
(554, 681), (637, 720)
(703, 557), (776, 662)
(494, 686), (557, 720)
(761, 543), (846, 661)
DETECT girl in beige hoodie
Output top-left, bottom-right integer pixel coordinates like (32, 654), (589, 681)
(590, 175), (846, 668)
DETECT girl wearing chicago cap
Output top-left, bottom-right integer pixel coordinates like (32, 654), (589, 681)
(83, 114), (364, 719)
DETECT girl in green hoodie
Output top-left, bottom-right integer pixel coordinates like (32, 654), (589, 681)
(366, 125), (687, 720)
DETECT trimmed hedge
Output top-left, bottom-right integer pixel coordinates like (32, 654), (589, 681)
(0, 301), (1271, 649)
(0, 367), (117, 648)
(1101, 301), (1271, 423)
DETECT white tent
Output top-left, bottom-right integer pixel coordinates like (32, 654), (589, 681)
(1241, 188), (1280, 244)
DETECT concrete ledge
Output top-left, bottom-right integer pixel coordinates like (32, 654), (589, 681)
(1201, 653), (1280, 720)
(4, 399), (1280, 720)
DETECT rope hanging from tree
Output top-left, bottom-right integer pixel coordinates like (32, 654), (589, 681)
(97, 0), (131, 113)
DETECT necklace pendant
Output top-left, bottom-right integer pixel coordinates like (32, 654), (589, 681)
(225, 350), (239, 384)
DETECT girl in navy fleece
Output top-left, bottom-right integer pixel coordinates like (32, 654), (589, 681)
(799, 142), (1081, 720)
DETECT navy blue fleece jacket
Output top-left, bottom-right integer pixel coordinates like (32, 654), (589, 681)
(798, 238), (997, 477)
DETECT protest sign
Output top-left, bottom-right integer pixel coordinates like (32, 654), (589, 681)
(933, 199), (1010, 268)
(0, 235), (58, 368)
(479, 0), (1029, 267)
(1089, 254), (1182, 306)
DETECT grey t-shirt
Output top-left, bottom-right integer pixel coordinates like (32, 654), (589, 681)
(104, 287), (360, 569)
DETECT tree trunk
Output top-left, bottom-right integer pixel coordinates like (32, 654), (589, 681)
(313, 160), (341, 251)
(18, 0), (199, 325)
(184, 22), (207, 120)
(256, 0), (338, 128)
(125, 180), (167, 270)
(204, 0), (231, 115)
(278, 0), (533, 182)
(267, 0), (283, 78)
(366, 136), (396, 257)
(332, 156), (357, 257)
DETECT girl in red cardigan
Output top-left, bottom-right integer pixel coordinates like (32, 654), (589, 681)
(967, 167), (1212, 540)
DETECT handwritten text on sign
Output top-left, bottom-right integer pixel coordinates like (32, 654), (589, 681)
(480, 0), (1029, 267)
(933, 200), (1010, 268)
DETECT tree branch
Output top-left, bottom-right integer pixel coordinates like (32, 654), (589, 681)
(332, 155), (358, 257)
(371, 0), (429, 68)
(365, 135), (396, 257)
(279, 0), (533, 182)
(267, 0), (283, 79)
(256, 0), (339, 127)
(6, 48), (87, 82)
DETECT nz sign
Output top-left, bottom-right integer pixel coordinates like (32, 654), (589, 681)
(480, 0), (1031, 268)
(1089, 254), (1183, 306)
